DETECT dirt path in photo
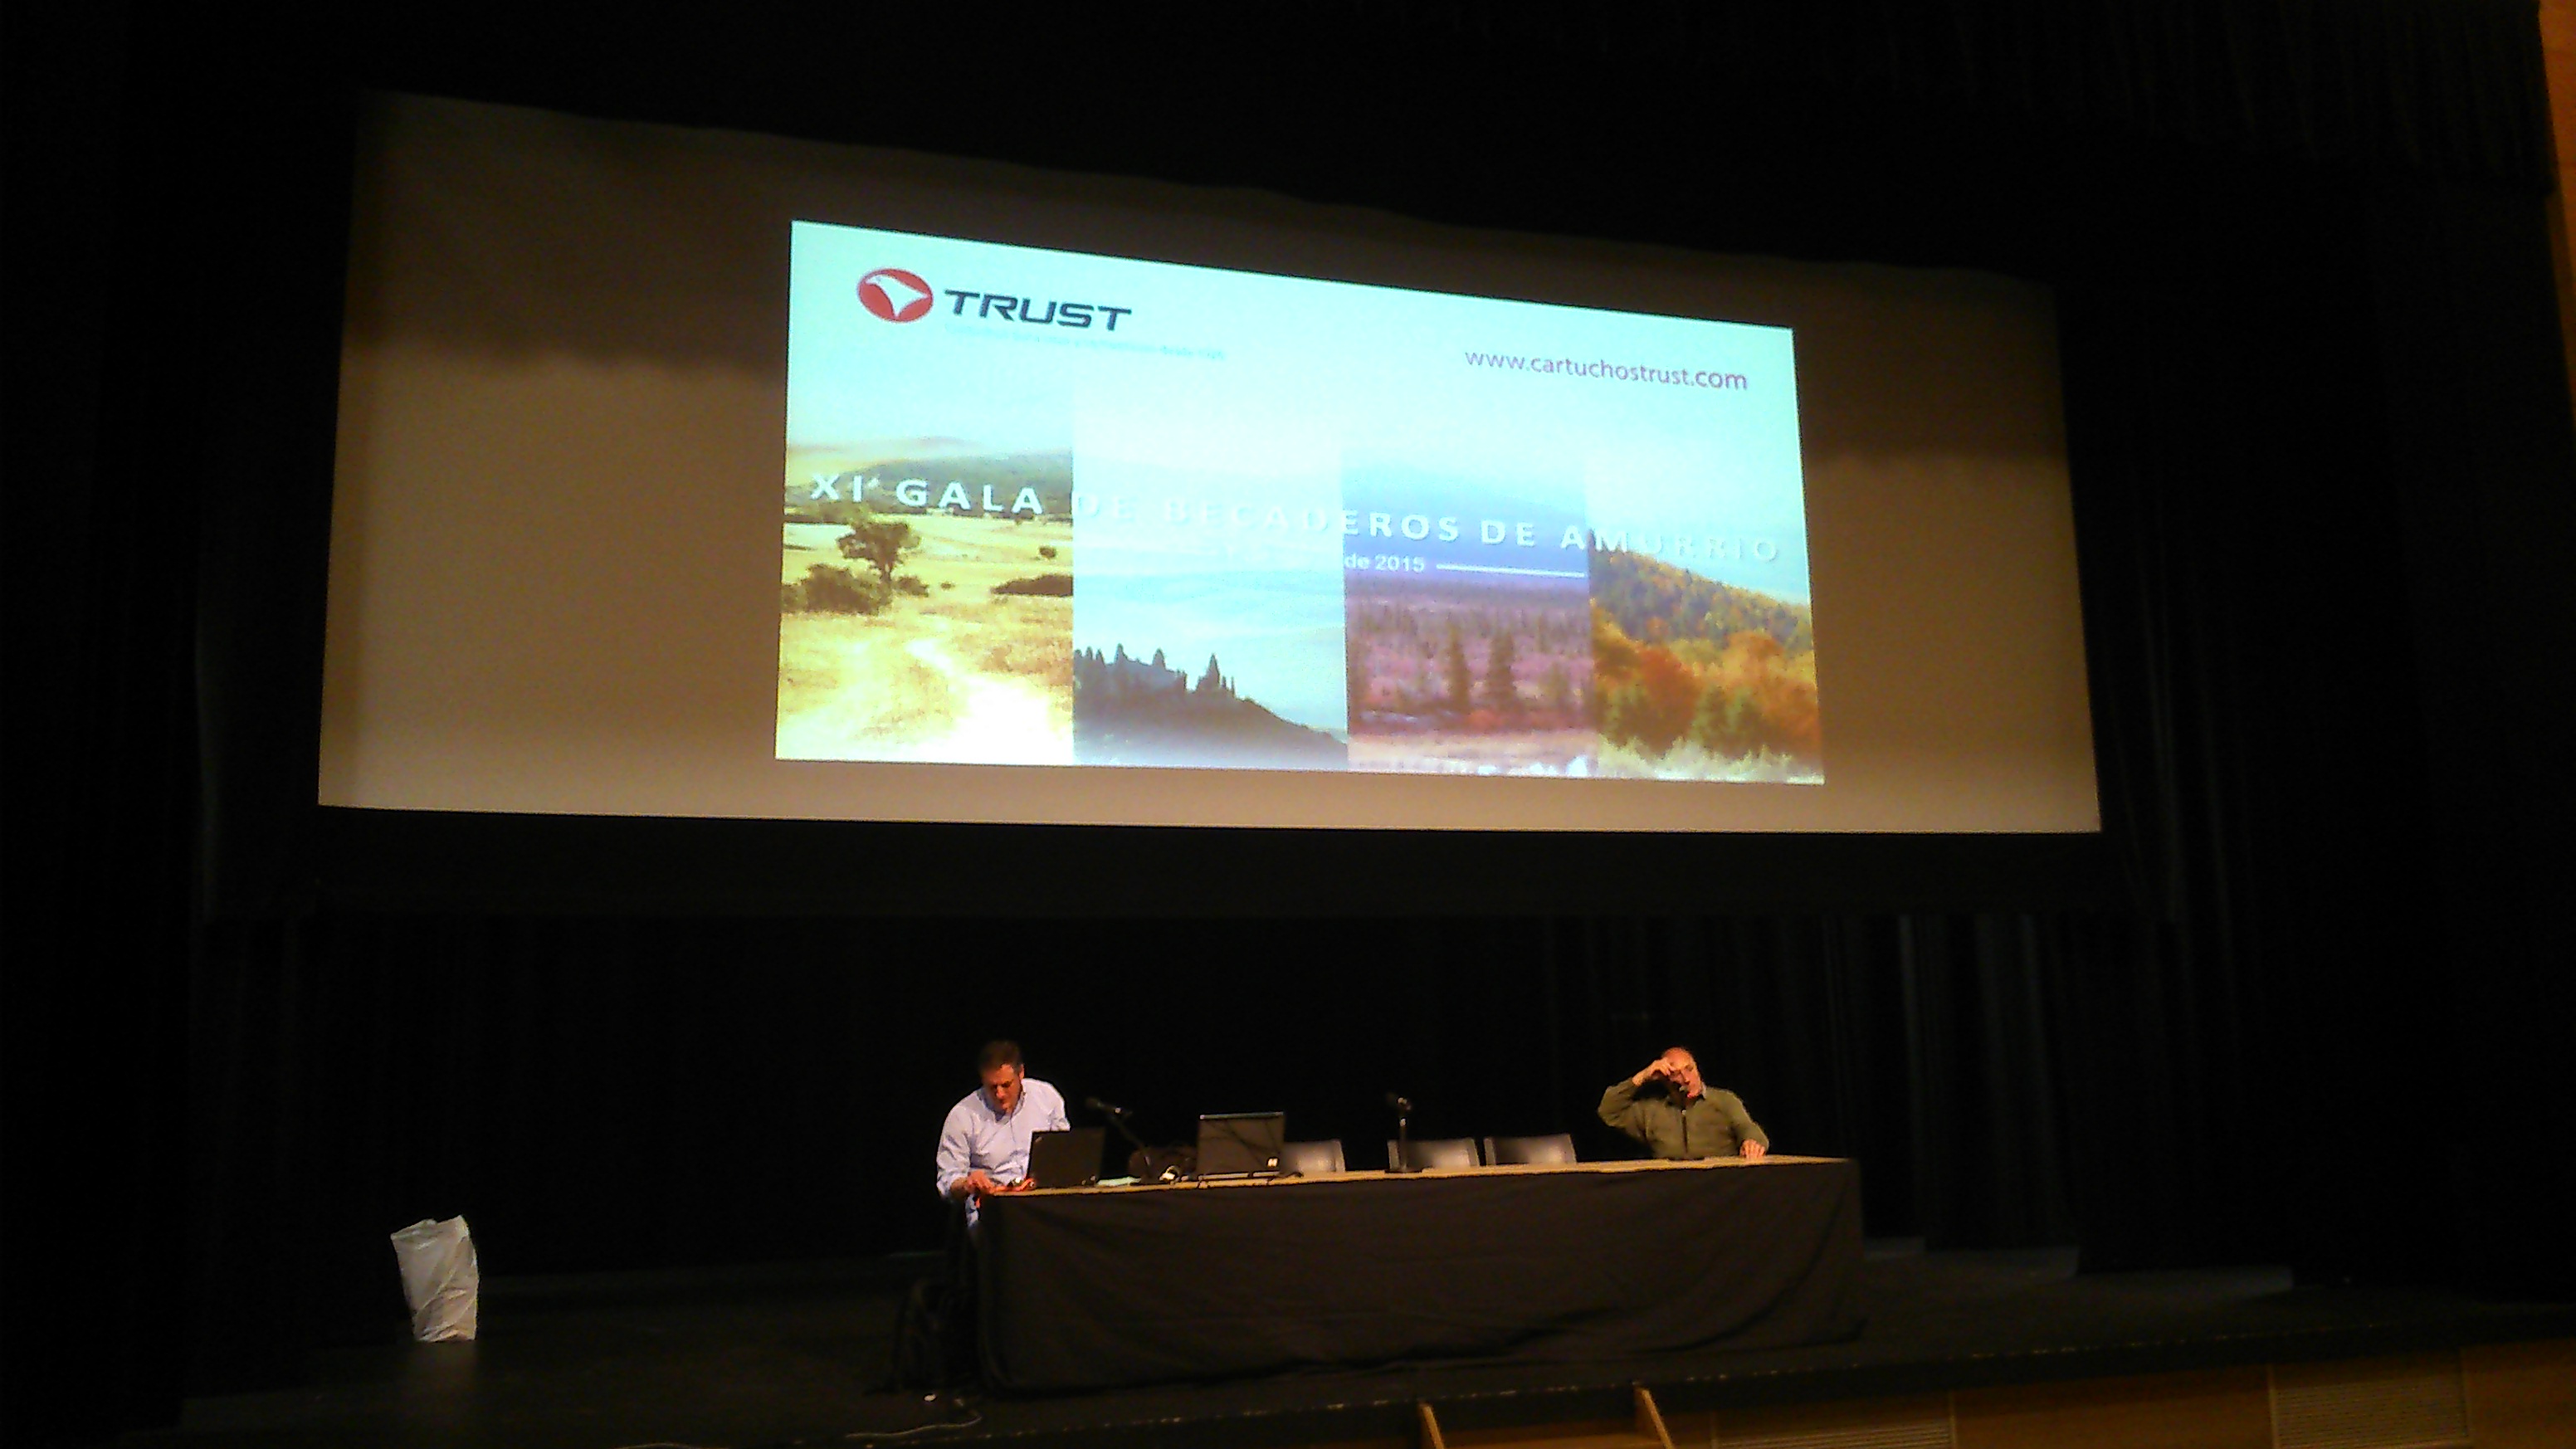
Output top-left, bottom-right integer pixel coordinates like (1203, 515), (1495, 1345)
(775, 617), (946, 761)
(901, 626), (1068, 765)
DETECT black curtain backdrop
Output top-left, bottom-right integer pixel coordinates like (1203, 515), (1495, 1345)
(7, 3), (2574, 1445)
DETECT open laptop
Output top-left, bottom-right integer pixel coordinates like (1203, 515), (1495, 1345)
(1025, 1127), (1105, 1188)
(1194, 1111), (1287, 1178)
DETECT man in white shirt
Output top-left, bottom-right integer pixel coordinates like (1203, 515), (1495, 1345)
(934, 1040), (1070, 1221)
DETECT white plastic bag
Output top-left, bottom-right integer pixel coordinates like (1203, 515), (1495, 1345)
(389, 1216), (480, 1342)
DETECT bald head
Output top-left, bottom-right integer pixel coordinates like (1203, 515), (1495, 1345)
(1658, 1048), (1703, 1100)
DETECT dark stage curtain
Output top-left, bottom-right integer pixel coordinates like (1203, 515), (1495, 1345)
(171, 909), (2086, 1383)
(9, 3), (2573, 1443)
(5, 3), (195, 1443)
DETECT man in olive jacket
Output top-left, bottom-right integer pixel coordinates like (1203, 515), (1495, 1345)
(1598, 1047), (1769, 1160)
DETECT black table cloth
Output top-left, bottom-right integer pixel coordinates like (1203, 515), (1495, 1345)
(977, 1156), (1864, 1392)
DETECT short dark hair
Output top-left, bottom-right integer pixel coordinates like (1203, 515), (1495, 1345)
(977, 1040), (1023, 1074)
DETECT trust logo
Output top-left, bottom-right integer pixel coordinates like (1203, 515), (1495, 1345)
(856, 267), (935, 323)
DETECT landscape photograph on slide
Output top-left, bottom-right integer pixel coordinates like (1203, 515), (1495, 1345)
(776, 217), (1821, 783)
(1068, 451), (1350, 772)
(1344, 578), (1594, 775)
(1341, 461), (1596, 776)
(1588, 549), (1820, 783)
(775, 442), (1075, 766)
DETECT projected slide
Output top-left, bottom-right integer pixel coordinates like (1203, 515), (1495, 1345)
(780, 220), (1820, 783)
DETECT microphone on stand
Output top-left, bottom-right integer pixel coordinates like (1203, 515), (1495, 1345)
(1087, 1095), (1154, 1173)
(1387, 1093), (1418, 1173)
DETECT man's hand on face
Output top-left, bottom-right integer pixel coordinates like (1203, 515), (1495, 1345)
(1637, 1055), (1704, 1099)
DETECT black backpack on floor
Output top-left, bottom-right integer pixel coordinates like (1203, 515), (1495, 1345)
(889, 1270), (977, 1391)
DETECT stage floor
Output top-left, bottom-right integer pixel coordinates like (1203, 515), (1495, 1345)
(113, 1242), (2576, 1449)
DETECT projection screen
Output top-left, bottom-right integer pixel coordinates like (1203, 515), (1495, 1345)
(320, 93), (2098, 836)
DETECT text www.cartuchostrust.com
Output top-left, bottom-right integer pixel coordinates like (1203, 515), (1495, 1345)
(1461, 350), (1751, 390)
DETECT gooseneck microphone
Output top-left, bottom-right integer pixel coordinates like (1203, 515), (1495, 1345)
(1388, 1092), (1418, 1173)
(1087, 1095), (1153, 1168)
(1386, 1094), (1413, 1115)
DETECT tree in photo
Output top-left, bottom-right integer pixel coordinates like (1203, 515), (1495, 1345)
(785, 563), (890, 615)
(1603, 645), (1700, 754)
(1689, 682), (1758, 756)
(1482, 629), (1520, 714)
(1708, 630), (1821, 760)
(1543, 659), (1574, 715)
(1591, 601), (1640, 681)
(837, 510), (917, 587)
(1443, 622), (1473, 715)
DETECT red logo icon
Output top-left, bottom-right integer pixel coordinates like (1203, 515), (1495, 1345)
(858, 267), (935, 323)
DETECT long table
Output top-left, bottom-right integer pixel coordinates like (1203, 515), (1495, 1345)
(976, 1155), (1864, 1393)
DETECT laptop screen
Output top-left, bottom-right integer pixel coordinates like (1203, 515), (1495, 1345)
(1027, 1127), (1105, 1188)
(1195, 1112), (1286, 1178)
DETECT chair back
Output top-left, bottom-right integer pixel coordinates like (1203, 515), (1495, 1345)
(1483, 1133), (1577, 1166)
(1280, 1139), (1346, 1176)
(1386, 1136), (1481, 1171)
